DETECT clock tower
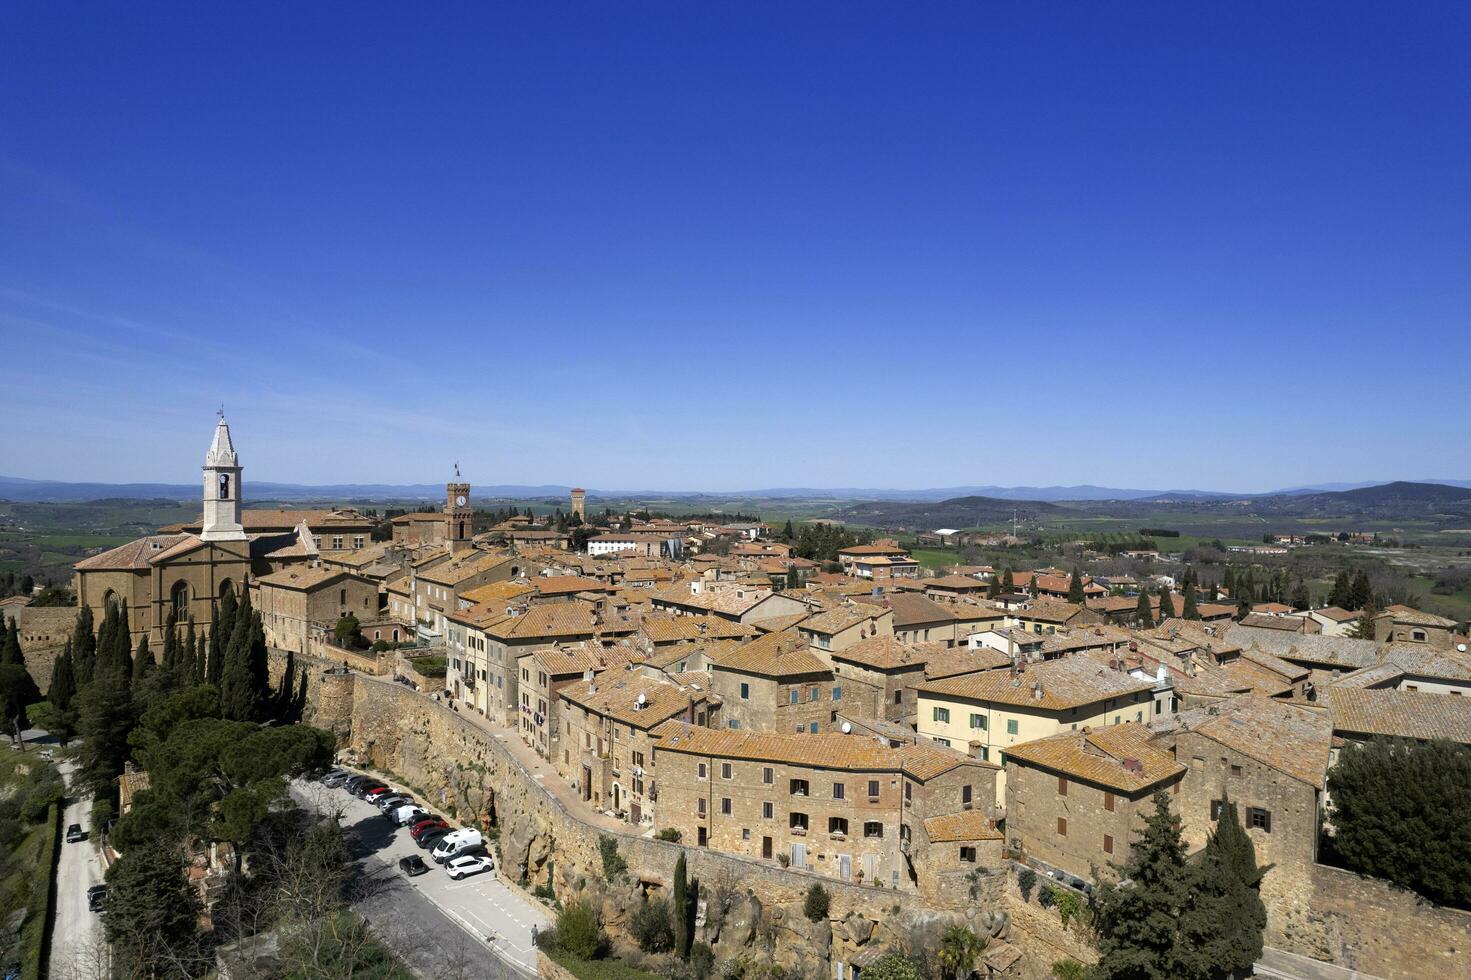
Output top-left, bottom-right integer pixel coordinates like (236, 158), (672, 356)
(446, 480), (472, 553)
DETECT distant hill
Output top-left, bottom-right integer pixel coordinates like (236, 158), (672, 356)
(831, 495), (1066, 530)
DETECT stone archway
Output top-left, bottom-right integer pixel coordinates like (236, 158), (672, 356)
(171, 580), (191, 619)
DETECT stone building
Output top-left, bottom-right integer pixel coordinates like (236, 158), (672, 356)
(386, 547), (525, 641)
(555, 668), (714, 827)
(254, 566), (379, 654)
(1372, 604), (1459, 649)
(707, 631), (875, 733)
(516, 632), (625, 758)
(651, 727), (998, 891)
(570, 487), (586, 521)
(796, 602), (893, 653)
(828, 635), (948, 723)
(72, 416), (309, 645)
(1003, 721), (1185, 880)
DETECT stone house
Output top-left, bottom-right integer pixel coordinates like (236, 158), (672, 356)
(254, 565), (379, 654)
(555, 668), (715, 827)
(400, 548), (526, 640)
(829, 636), (947, 723)
(708, 631), (874, 733)
(796, 602), (893, 653)
(651, 726), (998, 891)
(1373, 604), (1459, 649)
(517, 637), (629, 759)
(916, 655), (1161, 796)
(1003, 721), (1185, 881)
(444, 602), (598, 728)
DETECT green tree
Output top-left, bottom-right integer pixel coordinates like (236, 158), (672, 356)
(803, 881), (830, 922)
(1348, 602), (1377, 640)
(72, 604), (97, 685)
(632, 896), (675, 953)
(132, 634), (154, 683)
(209, 588), (238, 686)
(1134, 592), (1154, 628)
(1, 615), (23, 665)
(1328, 570), (1351, 609)
(104, 839), (204, 977)
(335, 612), (364, 648)
(1067, 566), (1085, 603)
(1181, 586), (1200, 621)
(1091, 792), (1196, 980)
(1348, 570), (1373, 611)
(1001, 568), (1014, 593)
(673, 852), (692, 957)
(938, 925), (987, 980)
(0, 661), (41, 742)
(1291, 581), (1311, 612)
(1327, 738), (1471, 907)
(185, 616), (201, 684)
(220, 592), (264, 722)
(554, 899), (606, 959)
(1182, 797), (1271, 976)
(1157, 587), (1176, 621)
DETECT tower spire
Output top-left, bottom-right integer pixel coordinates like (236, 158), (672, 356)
(200, 415), (246, 542)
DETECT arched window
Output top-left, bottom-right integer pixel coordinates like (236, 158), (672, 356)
(101, 588), (117, 608)
(219, 472), (231, 500)
(171, 581), (191, 618)
(218, 579), (235, 599)
(1412, 629), (1427, 642)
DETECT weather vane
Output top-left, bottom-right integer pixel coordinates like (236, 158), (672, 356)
(217, 404), (225, 420)
(454, 461), (461, 478)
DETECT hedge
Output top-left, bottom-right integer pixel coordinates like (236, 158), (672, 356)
(19, 801), (61, 980)
(543, 946), (661, 980)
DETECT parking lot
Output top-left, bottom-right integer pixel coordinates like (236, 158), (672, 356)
(291, 775), (551, 978)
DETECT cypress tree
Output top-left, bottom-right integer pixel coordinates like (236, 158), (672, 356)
(50, 639), (77, 711)
(1328, 570), (1351, 609)
(986, 575), (1001, 599)
(1206, 580), (1219, 602)
(219, 592), (259, 722)
(1135, 592), (1154, 628)
(1182, 586), (1200, 621)
(1348, 570), (1372, 612)
(162, 607), (180, 675)
(1157, 587), (1176, 621)
(673, 853), (689, 958)
(72, 605), (97, 685)
(1, 616), (22, 666)
(1183, 797), (1271, 976)
(209, 589), (238, 686)
(132, 635), (154, 682)
(1067, 566), (1085, 603)
(96, 602), (118, 675)
(1001, 568), (1014, 593)
(112, 605), (134, 680)
(185, 617), (201, 685)
(1092, 793), (1195, 980)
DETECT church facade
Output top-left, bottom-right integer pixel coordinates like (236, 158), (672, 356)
(73, 417), (314, 644)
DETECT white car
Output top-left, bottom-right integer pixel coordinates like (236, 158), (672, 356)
(393, 804), (429, 826)
(432, 828), (485, 863)
(445, 855), (494, 880)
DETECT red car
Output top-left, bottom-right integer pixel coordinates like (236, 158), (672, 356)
(410, 819), (450, 840)
(365, 786), (395, 803)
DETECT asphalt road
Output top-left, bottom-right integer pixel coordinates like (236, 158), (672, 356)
(38, 740), (108, 977)
(291, 778), (550, 979)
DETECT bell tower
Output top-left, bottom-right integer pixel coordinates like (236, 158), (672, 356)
(446, 478), (472, 553)
(201, 414), (247, 542)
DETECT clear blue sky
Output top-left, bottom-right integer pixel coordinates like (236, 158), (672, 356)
(3, 3), (1468, 492)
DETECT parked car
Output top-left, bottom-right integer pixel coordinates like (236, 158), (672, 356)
(343, 775), (371, 792)
(364, 786), (396, 803)
(418, 829), (452, 850)
(433, 829), (485, 864)
(398, 855), (429, 877)
(393, 805), (429, 826)
(374, 793), (410, 812)
(87, 884), (108, 911)
(66, 823), (87, 843)
(410, 818), (449, 839)
(348, 777), (384, 797)
(445, 854), (494, 880)
(320, 768), (351, 787)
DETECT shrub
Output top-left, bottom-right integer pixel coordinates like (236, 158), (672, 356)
(859, 953), (920, 980)
(1017, 868), (1037, 902)
(554, 900), (606, 960)
(631, 897), (675, 953)
(1048, 885), (1082, 928)
(803, 883), (830, 922)
(656, 827), (682, 842)
(406, 655), (447, 679)
(690, 942), (715, 980)
(1051, 959), (1086, 980)
(599, 834), (628, 880)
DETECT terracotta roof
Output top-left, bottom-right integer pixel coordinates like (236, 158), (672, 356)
(1003, 721), (1184, 793)
(1223, 624), (1379, 670)
(1325, 688), (1471, 744)
(925, 575), (990, 591)
(1379, 645), (1471, 681)
(559, 671), (702, 728)
(924, 810), (1003, 843)
(482, 604), (598, 642)
(710, 630), (831, 678)
(459, 580), (536, 605)
(918, 655), (1153, 711)
(800, 602), (888, 636)
(74, 534), (196, 570)
(1181, 696), (1332, 789)
(651, 725), (989, 779)
(838, 544), (911, 557)
(1380, 604), (1459, 628)
(525, 640), (632, 675)
(1314, 606), (1359, 623)
(923, 646), (1013, 680)
(256, 565), (353, 591)
(1017, 598), (1096, 624)
(418, 550), (518, 587)
(640, 615), (756, 645)
(831, 635), (946, 672)
(884, 594), (959, 629)
(164, 508), (372, 532)
(652, 584), (775, 616)
(536, 575), (611, 596)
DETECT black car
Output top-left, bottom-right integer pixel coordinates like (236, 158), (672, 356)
(418, 828), (451, 850)
(66, 823), (87, 843)
(87, 885), (108, 911)
(399, 855), (429, 877)
(353, 781), (387, 799)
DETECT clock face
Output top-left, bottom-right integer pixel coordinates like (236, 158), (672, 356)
(455, 495), (467, 507)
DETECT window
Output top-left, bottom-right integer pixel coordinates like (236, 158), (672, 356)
(867, 780), (880, 798)
(722, 763), (733, 780)
(728, 719), (741, 730)
(789, 812), (809, 831)
(721, 798), (732, 815)
(833, 686), (843, 701)
(1246, 807), (1272, 832)
(810, 686), (820, 702)
(1058, 777), (1068, 796)
(832, 782), (845, 800)
(1210, 799), (1224, 821)
(762, 801), (773, 819)
(1412, 629), (1427, 642)
(1104, 791), (1115, 812)
(698, 763), (707, 780)
(1103, 834), (1114, 855)
(1006, 719), (1018, 735)
(828, 817), (848, 836)
(1230, 764), (1242, 777)
(762, 767), (774, 785)
(962, 784), (973, 806)
(740, 683), (750, 700)
(1057, 817), (1067, 836)
(864, 821), (884, 838)
(742, 828), (750, 840)
(809, 722), (819, 733)
(934, 737), (951, 747)
(790, 689), (799, 705)
(894, 691), (902, 705)
(970, 713), (986, 730)
(959, 846), (976, 863)
(933, 706), (950, 723)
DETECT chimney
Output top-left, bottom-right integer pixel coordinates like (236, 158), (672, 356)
(1032, 682), (1044, 700)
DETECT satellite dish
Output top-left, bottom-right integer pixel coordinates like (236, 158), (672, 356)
(841, 722), (852, 734)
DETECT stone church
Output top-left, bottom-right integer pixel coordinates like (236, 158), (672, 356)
(73, 417), (319, 645)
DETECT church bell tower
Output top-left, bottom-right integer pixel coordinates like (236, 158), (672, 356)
(201, 415), (247, 542)
(446, 478), (472, 553)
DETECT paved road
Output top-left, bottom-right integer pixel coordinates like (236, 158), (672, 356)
(291, 778), (550, 979)
(29, 738), (108, 977)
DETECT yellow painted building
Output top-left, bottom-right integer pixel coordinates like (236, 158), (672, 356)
(916, 655), (1161, 797)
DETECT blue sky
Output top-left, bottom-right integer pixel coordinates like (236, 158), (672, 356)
(2, 3), (1468, 492)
